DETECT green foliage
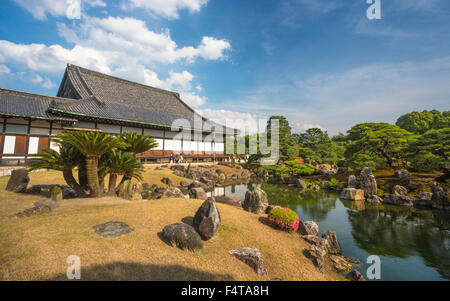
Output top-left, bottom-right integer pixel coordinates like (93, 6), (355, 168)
(266, 116), (296, 161)
(347, 153), (377, 170)
(345, 123), (414, 167)
(406, 128), (450, 172)
(119, 133), (158, 155)
(106, 151), (144, 181)
(268, 207), (300, 232)
(327, 178), (340, 189)
(293, 128), (343, 164)
(275, 160), (315, 179)
(396, 110), (450, 134)
(306, 181), (321, 188)
(57, 131), (123, 158)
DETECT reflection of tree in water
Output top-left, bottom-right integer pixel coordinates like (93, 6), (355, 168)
(260, 184), (337, 222)
(348, 206), (450, 280)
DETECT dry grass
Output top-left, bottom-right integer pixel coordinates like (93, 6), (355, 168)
(0, 196), (341, 281)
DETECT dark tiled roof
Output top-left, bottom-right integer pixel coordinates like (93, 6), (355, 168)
(0, 88), (75, 122)
(55, 64), (229, 131)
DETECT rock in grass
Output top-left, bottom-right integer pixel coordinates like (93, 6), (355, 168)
(321, 231), (342, 255)
(161, 186), (185, 198)
(346, 269), (366, 281)
(6, 169), (30, 192)
(189, 187), (207, 200)
(193, 198), (221, 240)
(229, 248), (268, 276)
(50, 186), (63, 201)
(215, 195), (242, 207)
(303, 245), (324, 273)
(93, 221), (134, 238)
(34, 199), (59, 210)
(301, 235), (328, 256)
(243, 187), (268, 214)
(161, 223), (203, 251)
(16, 206), (51, 218)
(298, 221), (319, 236)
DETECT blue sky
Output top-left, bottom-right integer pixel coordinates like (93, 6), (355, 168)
(0, 0), (449, 135)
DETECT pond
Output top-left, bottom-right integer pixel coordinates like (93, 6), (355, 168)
(208, 182), (450, 281)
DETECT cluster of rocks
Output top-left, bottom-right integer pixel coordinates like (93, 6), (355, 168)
(170, 164), (256, 184)
(300, 224), (365, 281)
(16, 199), (59, 218)
(339, 168), (449, 211)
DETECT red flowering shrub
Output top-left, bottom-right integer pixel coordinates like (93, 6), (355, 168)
(268, 207), (299, 233)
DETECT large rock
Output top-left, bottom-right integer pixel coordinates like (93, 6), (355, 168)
(360, 167), (377, 197)
(321, 231), (342, 255)
(303, 245), (324, 273)
(6, 169), (30, 192)
(431, 186), (450, 211)
(93, 221), (134, 238)
(295, 178), (307, 190)
(118, 180), (142, 201)
(383, 194), (414, 207)
(189, 187), (207, 200)
(414, 192), (432, 207)
(394, 169), (410, 186)
(366, 195), (383, 204)
(392, 185), (408, 196)
(229, 248), (268, 276)
(346, 269), (366, 281)
(340, 188), (365, 201)
(243, 187), (268, 214)
(316, 164), (333, 175)
(329, 255), (352, 273)
(215, 195), (242, 207)
(179, 180), (190, 187)
(161, 177), (175, 187)
(193, 198), (221, 240)
(161, 223), (203, 251)
(298, 221), (319, 236)
(348, 175), (357, 188)
(161, 186), (185, 198)
(16, 206), (51, 218)
(301, 235), (328, 256)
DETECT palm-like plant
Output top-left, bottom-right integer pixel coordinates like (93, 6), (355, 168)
(119, 133), (158, 156)
(105, 151), (144, 194)
(27, 142), (86, 196)
(57, 131), (124, 197)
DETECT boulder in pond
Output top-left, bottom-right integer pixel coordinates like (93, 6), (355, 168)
(383, 194), (415, 207)
(298, 220), (319, 236)
(346, 269), (366, 281)
(93, 221), (134, 238)
(322, 231), (342, 255)
(366, 195), (383, 204)
(348, 175), (357, 188)
(6, 169), (30, 192)
(394, 169), (410, 186)
(295, 178), (307, 190)
(243, 187), (268, 214)
(215, 195), (242, 207)
(360, 167), (377, 197)
(161, 223), (203, 251)
(392, 185), (408, 196)
(161, 186), (185, 198)
(414, 192), (432, 207)
(229, 248), (268, 276)
(431, 186), (450, 211)
(193, 198), (221, 240)
(303, 245), (324, 273)
(340, 188), (365, 201)
(189, 187), (207, 200)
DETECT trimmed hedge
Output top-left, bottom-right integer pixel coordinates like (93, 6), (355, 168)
(268, 207), (299, 233)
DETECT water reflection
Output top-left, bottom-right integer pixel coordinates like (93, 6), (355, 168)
(217, 181), (450, 281)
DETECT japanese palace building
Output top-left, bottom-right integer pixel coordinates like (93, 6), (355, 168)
(0, 64), (235, 165)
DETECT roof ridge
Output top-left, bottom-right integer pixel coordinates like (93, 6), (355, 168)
(0, 87), (75, 102)
(67, 64), (180, 97)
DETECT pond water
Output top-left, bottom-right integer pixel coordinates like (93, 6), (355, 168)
(208, 182), (450, 281)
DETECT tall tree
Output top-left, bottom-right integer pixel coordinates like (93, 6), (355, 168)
(57, 131), (123, 197)
(396, 110), (450, 134)
(266, 116), (295, 161)
(346, 123), (414, 168)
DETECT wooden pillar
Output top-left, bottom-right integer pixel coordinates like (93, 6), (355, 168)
(0, 117), (7, 159)
(48, 121), (53, 148)
(24, 119), (31, 163)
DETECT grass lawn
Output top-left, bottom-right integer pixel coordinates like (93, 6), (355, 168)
(0, 196), (341, 281)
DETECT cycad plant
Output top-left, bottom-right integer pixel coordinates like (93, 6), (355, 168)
(57, 131), (123, 197)
(119, 132), (158, 156)
(106, 151), (144, 194)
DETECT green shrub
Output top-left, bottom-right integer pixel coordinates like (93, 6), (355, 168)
(268, 207), (300, 233)
(327, 178), (340, 189)
(306, 181), (321, 188)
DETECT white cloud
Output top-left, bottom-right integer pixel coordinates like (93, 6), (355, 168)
(0, 64), (10, 75)
(12, 0), (106, 20)
(41, 78), (57, 89)
(31, 74), (43, 83)
(197, 37), (231, 60)
(126, 0), (208, 19)
(197, 108), (268, 134)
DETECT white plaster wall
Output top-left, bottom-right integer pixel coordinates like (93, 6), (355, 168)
(3, 136), (15, 154)
(28, 137), (39, 154)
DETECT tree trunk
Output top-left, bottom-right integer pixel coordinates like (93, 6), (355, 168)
(63, 167), (86, 197)
(116, 174), (131, 193)
(108, 173), (118, 195)
(78, 162), (89, 190)
(98, 177), (105, 196)
(86, 157), (100, 197)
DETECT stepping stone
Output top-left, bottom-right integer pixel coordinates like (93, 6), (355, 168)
(93, 221), (134, 238)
